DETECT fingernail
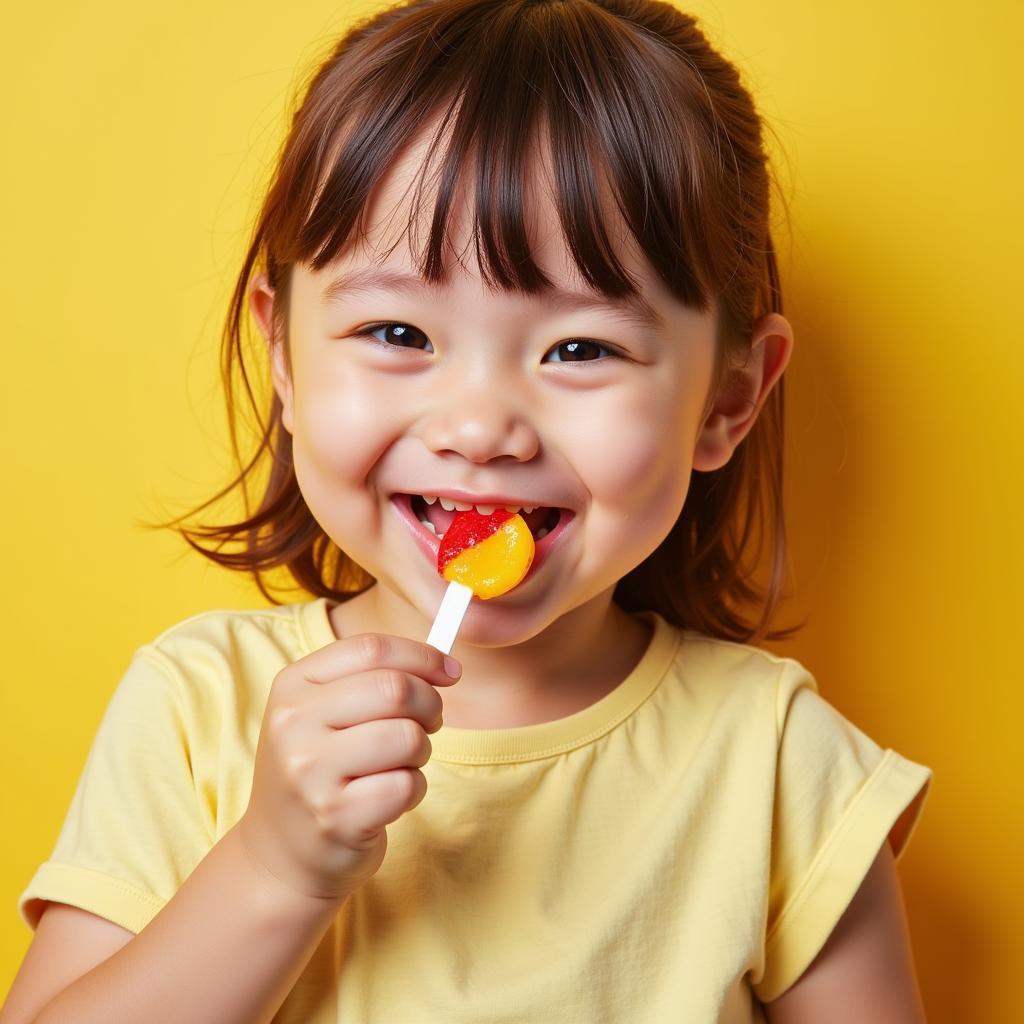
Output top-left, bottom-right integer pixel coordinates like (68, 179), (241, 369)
(444, 655), (462, 679)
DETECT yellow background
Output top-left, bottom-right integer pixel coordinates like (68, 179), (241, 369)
(1, 1), (1020, 1017)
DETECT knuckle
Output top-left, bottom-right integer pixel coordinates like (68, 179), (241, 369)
(394, 720), (431, 766)
(358, 633), (387, 666)
(266, 703), (298, 740)
(421, 644), (437, 675)
(379, 669), (411, 708)
(283, 750), (317, 788)
(270, 665), (293, 691)
(397, 717), (424, 757)
(351, 823), (383, 850)
(309, 793), (338, 834)
(272, 665), (304, 700)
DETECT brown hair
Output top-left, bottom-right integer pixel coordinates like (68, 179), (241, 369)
(151, 0), (804, 645)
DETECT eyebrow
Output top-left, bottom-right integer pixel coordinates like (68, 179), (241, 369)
(321, 267), (665, 332)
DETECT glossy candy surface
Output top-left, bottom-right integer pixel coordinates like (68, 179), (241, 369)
(436, 509), (535, 599)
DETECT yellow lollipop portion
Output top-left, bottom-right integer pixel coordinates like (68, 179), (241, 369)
(436, 509), (536, 599)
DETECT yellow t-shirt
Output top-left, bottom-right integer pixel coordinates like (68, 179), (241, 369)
(18, 598), (933, 1022)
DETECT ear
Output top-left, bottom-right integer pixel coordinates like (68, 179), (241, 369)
(692, 313), (794, 472)
(248, 271), (294, 434)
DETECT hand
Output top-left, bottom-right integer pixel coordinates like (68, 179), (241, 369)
(237, 633), (461, 901)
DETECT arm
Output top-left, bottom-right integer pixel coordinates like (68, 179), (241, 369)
(1, 823), (346, 1024)
(763, 840), (928, 1024)
(5, 633), (458, 1024)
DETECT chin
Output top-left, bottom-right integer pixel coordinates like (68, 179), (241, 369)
(424, 590), (544, 648)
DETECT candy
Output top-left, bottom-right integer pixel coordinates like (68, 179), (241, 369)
(436, 509), (535, 600)
(425, 508), (537, 654)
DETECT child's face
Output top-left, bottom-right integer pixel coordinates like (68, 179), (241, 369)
(256, 123), (722, 645)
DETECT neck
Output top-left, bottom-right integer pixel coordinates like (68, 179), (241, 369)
(328, 585), (652, 728)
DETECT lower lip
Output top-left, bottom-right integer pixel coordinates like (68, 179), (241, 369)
(390, 495), (576, 587)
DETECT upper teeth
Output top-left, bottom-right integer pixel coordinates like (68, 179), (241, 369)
(421, 495), (538, 516)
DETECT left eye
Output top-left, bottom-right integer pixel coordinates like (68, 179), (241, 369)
(543, 339), (616, 362)
(360, 323), (433, 352)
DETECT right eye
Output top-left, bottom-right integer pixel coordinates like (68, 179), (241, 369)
(356, 322), (434, 353)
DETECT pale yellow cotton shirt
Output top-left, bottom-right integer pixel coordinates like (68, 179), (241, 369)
(19, 599), (933, 1022)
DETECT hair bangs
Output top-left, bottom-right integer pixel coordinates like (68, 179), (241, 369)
(296, 0), (716, 316)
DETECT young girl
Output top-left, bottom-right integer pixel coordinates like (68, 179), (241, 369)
(6, 1), (932, 1021)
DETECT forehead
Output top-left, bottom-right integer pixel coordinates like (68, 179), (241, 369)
(305, 109), (667, 309)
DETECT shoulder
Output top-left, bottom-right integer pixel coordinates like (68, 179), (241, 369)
(679, 628), (808, 673)
(146, 598), (323, 651)
(121, 599), (331, 717)
(663, 618), (819, 710)
(638, 616), (821, 753)
(140, 599), (326, 672)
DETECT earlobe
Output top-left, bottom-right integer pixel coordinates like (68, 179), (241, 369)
(248, 272), (295, 435)
(692, 313), (793, 472)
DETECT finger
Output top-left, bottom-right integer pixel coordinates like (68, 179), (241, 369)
(337, 769), (429, 846)
(301, 668), (445, 734)
(294, 633), (462, 689)
(326, 717), (434, 781)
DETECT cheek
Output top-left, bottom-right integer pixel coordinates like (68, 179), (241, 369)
(566, 390), (694, 572)
(568, 391), (692, 509)
(288, 371), (401, 555)
(291, 366), (400, 483)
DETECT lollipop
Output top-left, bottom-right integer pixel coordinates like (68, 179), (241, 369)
(425, 509), (536, 653)
(437, 509), (535, 598)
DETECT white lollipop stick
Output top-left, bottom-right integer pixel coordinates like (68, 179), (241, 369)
(425, 581), (474, 654)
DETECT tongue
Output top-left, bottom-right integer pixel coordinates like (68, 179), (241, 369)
(424, 502), (458, 535)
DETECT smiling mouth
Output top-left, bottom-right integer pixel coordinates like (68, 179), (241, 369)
(398, 494), (565, 541)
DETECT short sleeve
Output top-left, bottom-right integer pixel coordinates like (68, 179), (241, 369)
(17, 650), (216, 934)
(751, 661), (933, 1003)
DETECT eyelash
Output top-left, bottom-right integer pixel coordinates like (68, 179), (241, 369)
(354, 322), (623, 363)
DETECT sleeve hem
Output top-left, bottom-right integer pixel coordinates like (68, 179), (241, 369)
(18, 861), (167, 935)
(752, 749), (933, 1004)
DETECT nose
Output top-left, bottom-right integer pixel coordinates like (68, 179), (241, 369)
(418, 389), (540, 464)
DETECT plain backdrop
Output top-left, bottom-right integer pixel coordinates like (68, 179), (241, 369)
(1, 1), (1021, 1018)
